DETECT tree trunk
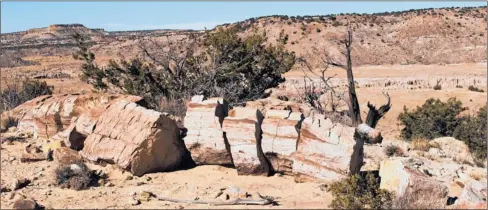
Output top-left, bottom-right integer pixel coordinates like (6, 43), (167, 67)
(349, 93), (391, 175)
(345, 30), (362, 127)
(364, 93), (391, 128)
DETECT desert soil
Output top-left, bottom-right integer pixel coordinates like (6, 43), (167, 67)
(0, 137), (333, 209)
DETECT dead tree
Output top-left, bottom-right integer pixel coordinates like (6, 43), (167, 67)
(325, 29), (362, 127)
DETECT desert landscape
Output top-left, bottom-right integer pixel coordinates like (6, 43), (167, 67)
(0, 5), (487, 209)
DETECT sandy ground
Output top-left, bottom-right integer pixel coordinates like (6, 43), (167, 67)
(0, 138), (332, 209)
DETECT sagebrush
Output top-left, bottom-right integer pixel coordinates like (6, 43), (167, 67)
(399, 97), (487, 160)
(0, 79), (53, 113)
(54, 161), (96, 190)
(398, 98), (466, 140)
(454, 106), (487, 159)
(384, 144), (404, 157)
(328, 172), (393, 209)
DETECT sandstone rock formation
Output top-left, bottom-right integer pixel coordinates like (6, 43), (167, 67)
(379, 158), (449, 208)
(292, 115), (357, 182)
(454, 180), (488, 209)
(182, 95), (379, 181)
(80, 100), (185, 176)
(261, 110), (302, 175)
(183, 97), (232, 165)
(222, 108), (269, 176)
(53, 147), (82, 165)
(430, 137), (475, 165)
(1, 94), (143, 140)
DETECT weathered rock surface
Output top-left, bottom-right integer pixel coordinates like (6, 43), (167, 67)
(183, 97), (232, 165)
(1, 94), (143, 140)
(246, 98), (313, 117)
(453, 180), (488, 209)
(80, 100), (185, 176)
(222, 108), (267, 176)
(430, 137), (475, 165)
(12, 198), (41, 210)
(292, 115), (356, 182)
(53, 147), (82, 165)
(379, 158), (449, 208)
(261, 111), (301, 175)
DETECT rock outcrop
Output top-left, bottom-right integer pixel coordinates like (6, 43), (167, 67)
(261, 110), (302, 175)
(80, 100), (185, 176)
(222, 108), (269, 176)
(182, 95), (378, 181)
(292, 115), (356, 182)
(379, 158), (449, 208)
(429, 137), (475, 165)
(1, 94), (143, 140)
(183, 97), (232, 165)
(454, 180), (488, 209)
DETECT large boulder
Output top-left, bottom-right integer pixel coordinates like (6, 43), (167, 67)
(183, 97), (232, 165)
(292, 115), (357, 182)
(2, 94), (143, 140)
(379, 158), (449, 208)
(80, 100), (186, 176)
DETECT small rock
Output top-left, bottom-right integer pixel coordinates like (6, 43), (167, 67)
(70, 164), (82, 172)
(11, 178), (30, 191)
(44, 190), (52, 196)
(140, 191), (153, 201)
(130, 198), (141, 206)
(319, 184), (328, 191)
(8, 127), (18, 133)
(104, 182), (114, 187)
(34, 167), (45, 174)
(8, 156), (16, 162)
(125, 175), (133, 181)
(9, 192), (16, 200)
(146, 176), (152, 181)
(20, 153), (46, 163)
(136, 181), (145, 186)
(12, 198), (41, 210)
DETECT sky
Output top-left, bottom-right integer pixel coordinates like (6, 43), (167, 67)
(1, 1), (486, 33)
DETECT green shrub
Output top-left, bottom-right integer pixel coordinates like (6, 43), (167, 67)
(316, 28), (321, 33)
(454, 106), (487, 159)
(328, 172), (393, 209)
(433, 84), (442, 90)
(399, 98), (486, 160)
(398, 98), (467, 140)
(468, 85), (484, 92)
(73, 28), (295, 116)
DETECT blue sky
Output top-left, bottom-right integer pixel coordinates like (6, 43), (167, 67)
(2, 1), (486, 33)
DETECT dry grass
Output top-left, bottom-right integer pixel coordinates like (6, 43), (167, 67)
(409, 138), (430, 152)
(384, 144), (405, 157)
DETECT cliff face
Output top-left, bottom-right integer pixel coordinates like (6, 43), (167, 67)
(1, 7), (486, 68)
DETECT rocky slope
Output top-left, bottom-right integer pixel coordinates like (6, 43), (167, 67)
(1, 6), (486, 69)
